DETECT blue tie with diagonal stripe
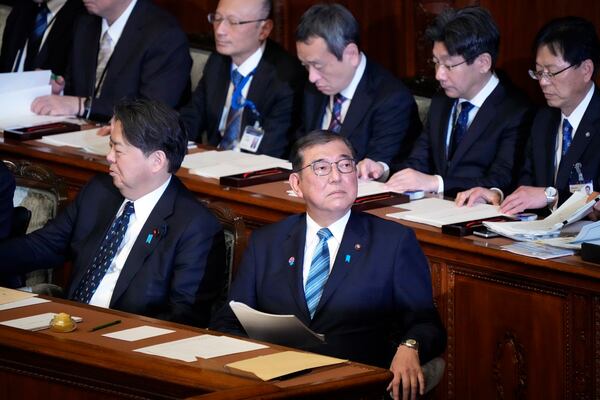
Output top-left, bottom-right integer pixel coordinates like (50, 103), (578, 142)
(219, 69), (244, 150)
(562, 119), (573, 156)
(305, 228), (333, 319)
(328, 93), (346, 133)
(24, 3), (49, 71)
(71, 201), (135, 303)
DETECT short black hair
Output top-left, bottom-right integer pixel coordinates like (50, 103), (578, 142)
(260, 0), (273, 19)
(533, 16), (600, 79)
(295, 3), (360, 60)
(426, 6), (499, 65)
(113, 98), (187, 174)
(290, 131), (356, 171)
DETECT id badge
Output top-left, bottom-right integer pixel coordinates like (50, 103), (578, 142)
(239, 125), (264, 153)
(570, 181), (594, 194)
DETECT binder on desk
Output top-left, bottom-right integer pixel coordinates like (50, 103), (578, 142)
(219, 167), (291, 187)
(4, 121), (81, 141)
(352, 192), (409, 211)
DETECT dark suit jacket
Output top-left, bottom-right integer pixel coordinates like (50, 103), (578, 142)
(180, 39), (306, 159)
(519, 85), (600, 203)
(0, 174), (225, 327)
(0, 162), (15, 240)
(298, 58), (422, 164)
(402, 79), (532, 197)
(211, 212), (446, 367)
(0, 0), (85, 75)
(65, 0), (191, 121)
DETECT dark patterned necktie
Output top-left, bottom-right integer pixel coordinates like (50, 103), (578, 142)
(562, 119), (572, 156)
(24, 3), (49, 70)
(305, 228), (333, 319)
(328, 93), (346, 133)
(71, 202), (135, 303)
(449, 101), (474, 159)
(219, 69), (245, 150)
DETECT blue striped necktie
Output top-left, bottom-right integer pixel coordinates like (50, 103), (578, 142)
(305, 228), (333, 319)
(24, 3), (50, 70)
(449, 101), (474, 158)
(71, 202), (135, 303)
(219, 69), (245, 150)
(562, 119), (573, 156)
(328, 94), (346, 133)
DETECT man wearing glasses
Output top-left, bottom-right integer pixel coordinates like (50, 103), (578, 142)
(212, 131), (446, 400)
(456, 17), (600, 213)
(179, 0), (305, 158)
(358, 6), (531, 198)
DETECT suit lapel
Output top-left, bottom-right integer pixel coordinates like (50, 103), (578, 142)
(432, 98), (453, 173)
(283, 217), (310, 320)
(80, 18), (102, 96)
(109, 178), (177, 306)
(244, 43), (273, 128)
(313, 213), (367, 318)
(339, 67), (370, 138)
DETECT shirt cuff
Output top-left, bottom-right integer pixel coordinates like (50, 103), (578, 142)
(435, 175), (443, 193)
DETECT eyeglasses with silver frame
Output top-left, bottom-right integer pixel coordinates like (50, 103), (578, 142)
(207, 13), (268, 26)
(296, 158), (357, 176)
(528, 64), (574, 80)
(429, 57), (472, 72)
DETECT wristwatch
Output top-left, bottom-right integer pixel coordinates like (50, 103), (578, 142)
(545, 186), (558, 205)
(400, 338), (419, 352)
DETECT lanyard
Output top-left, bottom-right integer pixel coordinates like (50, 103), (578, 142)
(230, 68), (260, 120)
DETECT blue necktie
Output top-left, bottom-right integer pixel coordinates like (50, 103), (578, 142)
(24, 3), (50, 71)
(562, 119), (573, 156)
(219, 69), (245, 150)
(449, 101), (474, 158)
(71, 202), (135, 303)
(328, 94), (346, 133)
(305, 228), (333, 319)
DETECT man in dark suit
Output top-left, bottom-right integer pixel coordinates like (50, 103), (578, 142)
(0, 162), (15, 240)
(212, 131), (446, 400)
(179, 0), (305, 158)
(295, 3), (421, 165)
(358, 7), (531, 198)
(0, 0), (85, 75)
(457, 17), (600, 213)
(30, 0), (191, 122)
(0, 99), (225, 327)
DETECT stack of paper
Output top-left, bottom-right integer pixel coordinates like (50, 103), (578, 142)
(387, 197), (504, 228)
(39, 128), (109, 155)
(182, 150), (291, 179)
(484, 191), (600, 241)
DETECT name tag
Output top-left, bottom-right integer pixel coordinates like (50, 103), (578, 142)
(239, 125), (264, 153)
(570, 181), (594, 194)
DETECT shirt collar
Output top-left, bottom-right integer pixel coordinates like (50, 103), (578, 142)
(123, 175), (171, 223)
(458, 73), (499, 108)
(562, 84), (595, 133)
(47, 0), (67, 16)
(338, 52), (367, 101)
(305, 209), (351, 244)
(101, 0), (137, 44)
(233, 42), (266, 77)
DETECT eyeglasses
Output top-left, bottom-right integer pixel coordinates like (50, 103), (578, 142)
(429, 57), (472, 72)
(528, 64), (574, 80)
(296, 158), (356, 176)
(207, 13), (268, 27)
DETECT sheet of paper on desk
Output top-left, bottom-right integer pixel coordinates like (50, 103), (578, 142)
(103, 326), (175, 341)
(0, 287), (37, 305)
(0, 296), (49, 311)
(134, 334), (268, 362)
(387, 197), (504, 228)
(182, 150), (291, 178)
(0, 312), (82, 331)
(39, 128), (109, 155)
(226, 351), (346, 381)
(535, 220), (600, 249)
(500, 242), (575, 260)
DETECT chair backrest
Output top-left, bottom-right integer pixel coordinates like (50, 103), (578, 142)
(10, 206), (31, 237)
(206, 201), (248, 290)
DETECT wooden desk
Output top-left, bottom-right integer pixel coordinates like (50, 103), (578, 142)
(3, 137), (600, 399)
(0, 297), (391, 400)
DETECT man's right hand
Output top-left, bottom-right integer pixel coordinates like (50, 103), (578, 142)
(500, 186), (547, 215)
(357, 158), (385, 180)
(455, 187), (501, 207)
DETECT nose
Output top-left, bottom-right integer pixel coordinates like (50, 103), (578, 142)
(214, 20), (227, 36)
(328, 163), (342, 182)
(435, 65), (446, 82)
(106, 147), (115, 164)
(308, 66), (321, 84)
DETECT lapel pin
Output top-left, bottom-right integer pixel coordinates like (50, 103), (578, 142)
(354, 243), (361, 250)
(345, 254), (351, 263)
(146, 234), (153, 244)
(586, 132), (591, 137)
(288, 257), (295, 267)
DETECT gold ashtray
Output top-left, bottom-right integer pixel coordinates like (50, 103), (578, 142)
(50, 312), (77, 333)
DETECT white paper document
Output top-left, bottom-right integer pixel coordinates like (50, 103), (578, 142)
(182, 150), (291, 179)
(38, 128), (110, 155)
(535, 220), (600, 249)
(134, 334), (267, 362)
(102, 326), (175, 342)
(0, 296), (50, 311)
(484, 191), (600, 241)
(387, 197), (504, 228)
(500, 242), (575, 260)
(0, 312), (82, 331)
(230, 301), (325, 348)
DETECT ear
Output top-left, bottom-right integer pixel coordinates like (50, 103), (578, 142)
(148, 150), (167, 173)
(342, 43), (360, 67)
(289, 173), (304, 199)
(258, 19), (273, 41)
(580, 59), (594, 82)
(476, 52), (493, 74)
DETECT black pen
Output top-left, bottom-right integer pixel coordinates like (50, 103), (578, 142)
(89, 319), (121, 332)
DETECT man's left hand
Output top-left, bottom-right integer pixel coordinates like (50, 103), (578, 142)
(387, 345), (424, 400)
(31, 95), (79, 116)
